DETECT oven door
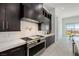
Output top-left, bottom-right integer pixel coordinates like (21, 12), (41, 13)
(27, 40), (46, 56)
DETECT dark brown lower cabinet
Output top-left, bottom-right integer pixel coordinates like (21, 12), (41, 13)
(0, 44), (26, 56)
(46, 35), (55, 48)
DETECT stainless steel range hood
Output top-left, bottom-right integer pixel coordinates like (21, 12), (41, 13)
(21, 17), (39, 23)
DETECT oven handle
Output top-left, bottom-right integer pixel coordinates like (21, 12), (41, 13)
(27, 40), (46, 49)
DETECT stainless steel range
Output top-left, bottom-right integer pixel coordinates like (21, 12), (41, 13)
(21, 35), (46, 56)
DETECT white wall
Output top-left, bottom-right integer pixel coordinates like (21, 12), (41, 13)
(56, 16), (62, 41)
(54, 16), (58, 41)
(51, 8), (55, 34)
(0, 18), (39, 43)
(55, 8), (63, 41)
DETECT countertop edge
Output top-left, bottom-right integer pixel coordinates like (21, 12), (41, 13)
(0, 39), (26, 52)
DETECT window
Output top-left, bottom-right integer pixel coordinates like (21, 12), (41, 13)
(64, 23), (79, 41)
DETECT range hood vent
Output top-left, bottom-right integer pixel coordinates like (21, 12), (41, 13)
(21, 17), (39, 23)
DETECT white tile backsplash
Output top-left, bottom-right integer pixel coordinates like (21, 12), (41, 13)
(0, 18), (46, 43)
(21, 20), (38, 32)
(0, 32), (20, 43)
(0, 18), (40, 43)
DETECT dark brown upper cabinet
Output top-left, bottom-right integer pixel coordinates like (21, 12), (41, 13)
(0, 3), (20, 31)
(5, 3), (20, 31)
(23, 3), (43, 21)
(0, 4), (5, 31)
(42, 8), (51, 20)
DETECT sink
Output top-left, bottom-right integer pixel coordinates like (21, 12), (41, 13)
(21, 37), (33, 41)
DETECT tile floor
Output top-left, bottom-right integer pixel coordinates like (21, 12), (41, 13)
(40, 39), (73, 56)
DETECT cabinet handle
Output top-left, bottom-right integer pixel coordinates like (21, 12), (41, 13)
(2, 20), (4, 30)
(6, 21), (8, 29)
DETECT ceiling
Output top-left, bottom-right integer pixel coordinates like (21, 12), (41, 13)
(43, 3), (79, 8)
(43, 3), (79, 18)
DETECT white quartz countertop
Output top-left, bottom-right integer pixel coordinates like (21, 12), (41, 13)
(0, 33), (54, 52)
(42, 33), (55, 37)
(26, 33), (55, 39)
(0, 39), (26, 52)
(41, 33), (55, 39)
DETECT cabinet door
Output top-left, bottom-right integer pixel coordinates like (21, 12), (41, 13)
(23, 3), (43, 21)
(24, 3), (34, 19)
(5, 3), (20, 31)
(0, 4), (5, 31)
(46, 36), (55, 48)
(9, 45), (26, 56)
(32, 3), (43, 20)
(0, 45), (26, 56)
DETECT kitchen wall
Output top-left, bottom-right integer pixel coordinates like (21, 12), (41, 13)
(0, 18), (39, 43)
(55, 7), (63, 41)
(55, 16), (58, 42)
